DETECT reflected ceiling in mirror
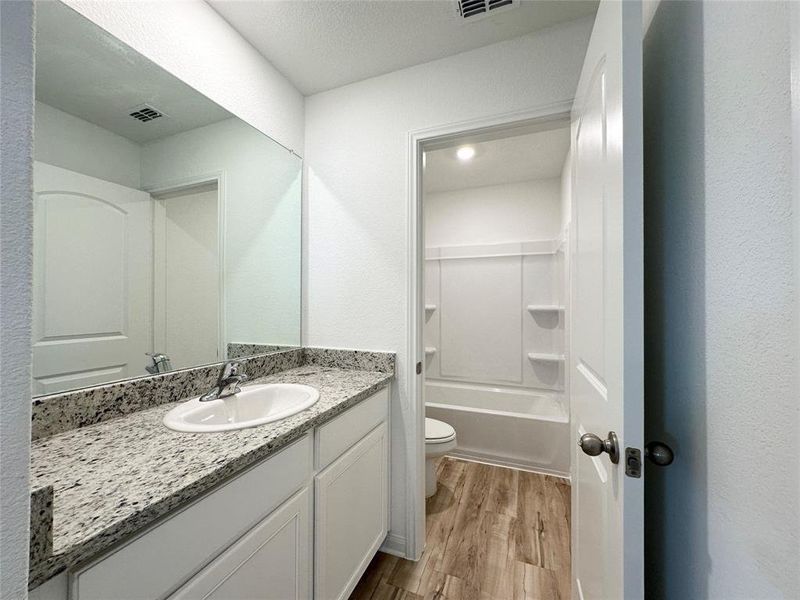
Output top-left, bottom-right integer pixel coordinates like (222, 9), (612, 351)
(32, 1), (301, 396)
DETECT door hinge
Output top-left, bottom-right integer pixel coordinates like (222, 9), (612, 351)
(416, 361), (422, 375)
(625, 447), (642, 478)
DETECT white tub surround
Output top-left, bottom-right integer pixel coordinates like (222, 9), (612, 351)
(422, 165), (571, 475)
(424, 239), (566, 392)
(424, 237), (569, 475)
(426, 380), (569, 477)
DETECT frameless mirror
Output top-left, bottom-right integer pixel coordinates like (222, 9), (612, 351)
(32, 1), (301, 396)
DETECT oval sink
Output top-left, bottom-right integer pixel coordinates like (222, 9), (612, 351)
(164, 383), (320, 433)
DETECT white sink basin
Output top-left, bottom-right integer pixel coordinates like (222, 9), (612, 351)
(163, 383), (320, 433)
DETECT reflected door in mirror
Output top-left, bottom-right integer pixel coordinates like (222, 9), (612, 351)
(32, 162), (153, 395)
(154, 183), (221, 368)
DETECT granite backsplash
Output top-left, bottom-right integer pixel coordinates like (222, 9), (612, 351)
(30, 347), (395, 441)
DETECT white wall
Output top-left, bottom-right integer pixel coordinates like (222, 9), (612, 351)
(304, 17), (593, 552)
(559, 149), (572, 231)
(0, 1), (34, 597)
(63, 0), (305, 155)
(425, 179), (561, 247)
(34, 101), (142, 189)
(644, 1), (800, 598)
(142, 118), (302, 347)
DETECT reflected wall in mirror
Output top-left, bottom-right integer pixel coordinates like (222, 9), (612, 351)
(32, 1), (301, 396)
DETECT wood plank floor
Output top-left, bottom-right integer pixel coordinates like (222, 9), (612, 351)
(349, 457), (571, 600)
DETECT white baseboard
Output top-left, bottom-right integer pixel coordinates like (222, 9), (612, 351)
(379, 532), (408, 558)
(446, 449), (571, 482)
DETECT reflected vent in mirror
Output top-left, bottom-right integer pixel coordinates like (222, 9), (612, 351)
(456, 0), (517, 21)
(128, 103), (166, 123)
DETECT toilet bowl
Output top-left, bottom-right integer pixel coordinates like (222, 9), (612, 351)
(425, 417), (457, 498)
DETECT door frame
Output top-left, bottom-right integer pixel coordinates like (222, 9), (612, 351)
(405, 100), (574, 559)
(146, 171), (227, 364)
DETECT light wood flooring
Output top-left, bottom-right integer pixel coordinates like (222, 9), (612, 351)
(350, 457), (571, 600)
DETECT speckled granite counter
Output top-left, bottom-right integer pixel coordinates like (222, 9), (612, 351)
(29, 364), (392, 587)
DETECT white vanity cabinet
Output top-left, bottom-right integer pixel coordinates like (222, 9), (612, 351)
(31, 386), (390, 600)
(314, 424), (388, 600)
(314, 389), (390, 600)
(69, 434), (315, 600)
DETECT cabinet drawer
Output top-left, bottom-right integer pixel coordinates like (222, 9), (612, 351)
(315, 386), (389, 470)
(168, 487), (311, 600)
(70, 434), (313, 600)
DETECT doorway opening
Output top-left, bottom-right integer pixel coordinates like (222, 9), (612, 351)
(416, 115), (573, 596)
(352, 109), (577, 599)
(151, 178), (225, 370)
(421, 119), (572, 478)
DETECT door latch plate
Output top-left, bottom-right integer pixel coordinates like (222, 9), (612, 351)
(625, 447), (642, 478)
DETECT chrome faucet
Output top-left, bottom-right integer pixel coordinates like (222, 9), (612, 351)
(146, 352), (173, 374)
(199, 361), (248, 402)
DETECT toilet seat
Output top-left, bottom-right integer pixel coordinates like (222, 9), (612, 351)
(426, 418), (456, 444)
(424, 418), (456, 498)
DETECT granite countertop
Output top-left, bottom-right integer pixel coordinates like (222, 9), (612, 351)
(29, 365), (392, 587)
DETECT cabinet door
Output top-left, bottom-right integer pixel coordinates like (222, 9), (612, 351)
(315, 422), (389, 600)
(170, 487), (311, 600)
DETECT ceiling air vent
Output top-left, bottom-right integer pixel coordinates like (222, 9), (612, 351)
(128, 103), (166, 123)
(456, 0), (518, 21)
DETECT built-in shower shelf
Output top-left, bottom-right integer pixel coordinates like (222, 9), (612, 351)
(526, 305), (565, 312)
(425, 304), (437, 313)
(527, 352), (565, 362)
(425, 347), (437, 356)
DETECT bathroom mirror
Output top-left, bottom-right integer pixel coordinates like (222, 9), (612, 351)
(31, 1), (301, 396)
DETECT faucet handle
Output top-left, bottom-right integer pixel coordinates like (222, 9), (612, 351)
(146, 352), (172, 374)
(220, 360), (245, 379)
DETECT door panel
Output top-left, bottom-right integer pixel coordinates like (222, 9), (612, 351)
(154, 185), (220, 369)
(573, 65), (607, 380)
(33, 162), (153, 394)
(169, 487), (312, 600)
(40, 192), (127, 336)
(315, 423), (389, 600)
(570, 1), (644, 598)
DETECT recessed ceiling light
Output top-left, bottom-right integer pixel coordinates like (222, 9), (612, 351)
(457, 146), (475, 161)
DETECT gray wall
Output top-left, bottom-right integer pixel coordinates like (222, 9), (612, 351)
(644, 1), (799, 597)
(0, 0), (34, 597)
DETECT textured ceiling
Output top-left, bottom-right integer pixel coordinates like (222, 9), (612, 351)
(423, 125), (570, 193)
(208, 0), (598, 95)
(36, 1), (232, 144)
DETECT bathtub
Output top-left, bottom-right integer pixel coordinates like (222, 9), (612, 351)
(425, 379), (570, 477)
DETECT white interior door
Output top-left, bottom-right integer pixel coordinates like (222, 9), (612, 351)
(570, 1), (643, 598)
(153, 184), (221, 369)
(32, 162), (153, 394)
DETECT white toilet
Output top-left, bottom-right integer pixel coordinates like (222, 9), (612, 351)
(425, 417), (457, 498)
